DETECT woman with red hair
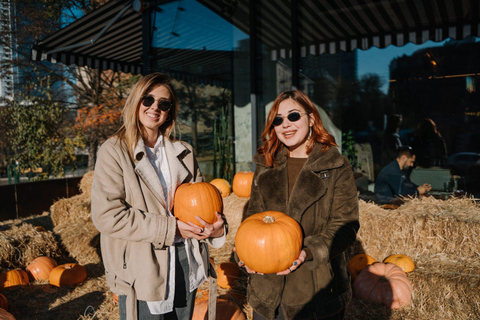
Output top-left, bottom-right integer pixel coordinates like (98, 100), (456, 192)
(239, 90), (359, 320)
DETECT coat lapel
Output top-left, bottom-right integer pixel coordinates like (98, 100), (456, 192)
(164, 139), (190, 190)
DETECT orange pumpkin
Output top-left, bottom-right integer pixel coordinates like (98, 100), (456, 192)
(353, 262), (412, 309)
(232, 171), (254, 197)
(113, 293), (119, 304)
(192, 298), (246, 320)
(34, 226), (46, 232)
(0, 270), (29, 288)
(49, 263), (87, 287)
(0, 308), (15, 320)
(383, 254), (415, 273)
(0, 294), (8, 310)
(209, 179), (231, 198)
(216, 262), (242, 289)
(235, 211), (303, 274)
(26, 256), (58, 281)
(347, 254), (377, 281)
(174, 182), (223, 227)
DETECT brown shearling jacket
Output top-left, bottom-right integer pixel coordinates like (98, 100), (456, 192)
(245, 144), (359, 320)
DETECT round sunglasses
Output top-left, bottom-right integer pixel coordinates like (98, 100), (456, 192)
(272, 112), (308, 126)
(141, 96), (172, 111)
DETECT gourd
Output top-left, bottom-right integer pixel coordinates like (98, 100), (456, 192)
(235, 211), (303, 274)
(174, 182), (223, 227)
(192, 298), (246, 320)
(353, 262), (413, 309)
(0, 308), (15, 320)
(216, 262), (242, 289)
(26, 256), (58, 281)
(347, 254), (377, 281)
(0, 294), (7, 310)
(383, 254), (415, 273)
(0, 270), (29, 288)
(209, 179), (231, 198)
(232, 171), (254, 198)
(49, 263), (87, 287)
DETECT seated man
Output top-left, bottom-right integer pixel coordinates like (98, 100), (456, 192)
(375, 146), (432, 204)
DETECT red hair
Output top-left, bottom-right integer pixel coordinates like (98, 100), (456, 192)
(258, 90), (337, 167)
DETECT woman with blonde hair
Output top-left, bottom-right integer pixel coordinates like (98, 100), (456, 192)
(238, 90), (359, 320)
(91, 72), (226, 320)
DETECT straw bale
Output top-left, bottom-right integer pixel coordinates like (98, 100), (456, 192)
(0, 223), (63, 271)
(355, 197), (480, 262)
(78, 171), (94, 196)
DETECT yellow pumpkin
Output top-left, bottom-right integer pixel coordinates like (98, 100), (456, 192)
(347, 254), (377, 281)
(0, 270), (29, 289)
(174, 182), (223, 227)
(235, 211), (303, 274)
(209, 179), (232, 198)
(232, 171), (254, 197)
(49, 263), (87, 287)
(26, 256), (58, 281)
(383, 254), (415, 273)
(216, 262), (242, 289)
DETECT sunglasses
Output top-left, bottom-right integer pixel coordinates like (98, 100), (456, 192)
(141, 96), (172, 111)
(272, 112), (307, 126)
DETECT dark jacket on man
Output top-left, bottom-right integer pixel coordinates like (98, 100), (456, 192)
(374, 159), (418, 204)
(245, 144), (359, 320)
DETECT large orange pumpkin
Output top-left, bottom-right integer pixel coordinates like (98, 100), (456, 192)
(235, 211), (303, 274)
(353, 262), (413, 309)
(26, 256), (58, 281)
(0, 308), (15, 320)
(383, 254), (415, 273)
(0, 294), (7, 310)
(347, 254), (377, 281)
(49, 263), (87, 287)
(209, 179), (231, 198)
(232, 171), (254, 198)
(174, 182), (223, 227)
(192, 298), (246, 320)
(216, 262), (242, 289)
(0, 270), (29, 288)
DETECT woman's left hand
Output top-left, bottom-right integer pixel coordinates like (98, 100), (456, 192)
(276, 250), (307, 275)
(187, 212), (225, 240)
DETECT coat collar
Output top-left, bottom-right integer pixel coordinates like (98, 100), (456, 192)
(133, 137), (190, 207)
(253, 143), (345, 222)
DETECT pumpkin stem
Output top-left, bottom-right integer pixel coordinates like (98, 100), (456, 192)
(263, 216), (275, 223)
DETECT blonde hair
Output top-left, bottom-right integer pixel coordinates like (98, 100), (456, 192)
(115, 73), (179, 160)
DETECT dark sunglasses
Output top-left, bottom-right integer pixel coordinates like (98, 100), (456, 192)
(141, 96), (172, 111)
(272, 112), (307, 126)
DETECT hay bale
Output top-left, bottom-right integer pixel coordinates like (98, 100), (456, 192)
(355, 196), (480, 262)
(0, 223), (63, 271)
(79, 171), (94, 195)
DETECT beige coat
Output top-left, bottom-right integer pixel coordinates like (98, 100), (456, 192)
(91, 136), (224, 320)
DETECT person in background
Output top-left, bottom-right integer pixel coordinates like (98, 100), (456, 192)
(375, 146), (432, 204)
(412, 118), (447, 167)
(381, 114), (403, 167)
(238, 90), (359, 320)
(91, 73), (226, 320)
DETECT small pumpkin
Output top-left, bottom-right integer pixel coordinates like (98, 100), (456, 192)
(0, 294), (8, 310)
(26, 256), (58, 281)
(192, 298), (246, 320)
(34, 226), (46, 232)
(235, 211), (303, 274)
(209, 179), (231, 198)
(232, 171), (254, 197)
(353, 262), (413, 309)
(174, 182), (223, 227)
(216, 262), (242, 289)
(348, 254), (377, 281)
(0, 308), (15, 320)
(383, 254), (415, 273)
(0, 269), (29, 288)
(113, 293), (119, 304)
(49, 263), (87, 287)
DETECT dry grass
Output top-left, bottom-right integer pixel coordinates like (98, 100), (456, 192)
(2, 173), (480, 319)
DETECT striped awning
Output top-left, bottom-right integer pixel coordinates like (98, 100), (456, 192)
(31, 0), (480, 74)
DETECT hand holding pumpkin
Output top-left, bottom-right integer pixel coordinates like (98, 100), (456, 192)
(177, 212), (225, 240)
(276, 250), (307, 275)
